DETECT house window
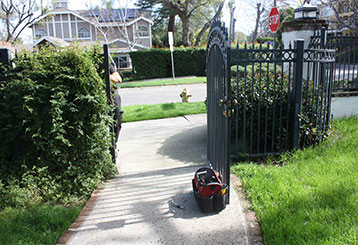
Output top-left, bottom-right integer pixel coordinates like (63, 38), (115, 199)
(137, 24), (149, 37)
(36, 29), (47, 39)
(78, 28), (90, 38)
(114, 55), (130, 69)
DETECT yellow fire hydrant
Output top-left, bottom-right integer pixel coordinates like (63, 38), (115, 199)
(180, 88), (192, 102)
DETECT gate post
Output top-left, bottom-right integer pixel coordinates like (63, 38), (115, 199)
(291, 40), (304, 150)
(0, 48), (11, 66)
(103, 44), (116, 163)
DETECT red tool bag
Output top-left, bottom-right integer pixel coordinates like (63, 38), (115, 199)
(192, 167), (228, 212)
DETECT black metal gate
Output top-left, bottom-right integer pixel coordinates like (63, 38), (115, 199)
(206, 22), (335, 203)
(310, 28), (358, 92)
(206, 22), (233, 202)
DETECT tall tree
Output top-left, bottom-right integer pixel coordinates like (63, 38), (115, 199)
(228, 0), (236, 43)
(250, 1), (265, 42)
(137, 0), (220, 46)
(0, 0), (47, 43)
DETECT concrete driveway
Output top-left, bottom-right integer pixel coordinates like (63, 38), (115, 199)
(64, 114), (250, 244)
(119, 83), (206, 106)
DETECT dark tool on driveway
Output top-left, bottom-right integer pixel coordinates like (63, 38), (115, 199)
(192, 167), (228, 212)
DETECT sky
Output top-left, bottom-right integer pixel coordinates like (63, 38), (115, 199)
(68, 0), (258, 35)
(21, 0), (304, 43)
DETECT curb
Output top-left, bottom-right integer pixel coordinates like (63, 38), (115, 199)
(231, 173), (264, 245)
(56, 186), (104, 244)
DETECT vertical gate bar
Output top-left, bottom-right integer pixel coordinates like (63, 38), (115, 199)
(303, 61), (310, 148)
(332, 34), (337, 90)
(243, 43), (247, 153)
(271, 53), (277, 152)
(250, 57), (255, 154)
(319, 61), (326, 142)
(326, 61), (334, 127)
(322, 61), (330, 133)
(353, 36), (357, 88)
(103, 44), (116, 164)
(278, 60), (284, 151)
(338, 33), (342, 87)
(311, 60), (317, 144)
(347, 34), (352, 89)
(286, 59), (292, 150)
(319, 28), (326, 142)
(207, 45), (212, 167)
(257, 46), (262, 153)
(315, 55), (321, 145)
(355, 37), (358, 89)
(235, 64), (239, 154)
(335, 34), (342, 89)
(226, 43), (232, 204)
(305, 60), (311, 114)
(320, 27), (326, 49)
(264, 53), (269, 153)
(291, 40), (304, 150)
(343, 33), (347, 84)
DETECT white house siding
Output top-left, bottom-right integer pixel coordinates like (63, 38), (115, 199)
(31, 9), (152, 56)
(128, 25), (134, 42)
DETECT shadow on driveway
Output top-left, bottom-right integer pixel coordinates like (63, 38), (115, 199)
(157, 124), (207, 164)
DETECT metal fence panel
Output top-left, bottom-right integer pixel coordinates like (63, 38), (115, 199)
(310, 29), (358, 92)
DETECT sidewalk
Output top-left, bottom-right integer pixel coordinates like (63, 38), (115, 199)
(61, 114), (251, 244)
(119, 83), (206, 106)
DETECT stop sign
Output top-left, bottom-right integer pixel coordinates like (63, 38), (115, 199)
(268, 7), (280, 33)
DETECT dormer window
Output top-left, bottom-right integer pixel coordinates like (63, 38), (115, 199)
(36, 29), (47, 39)
(137, 24), (149, 37)
(78, 28), (90, 38)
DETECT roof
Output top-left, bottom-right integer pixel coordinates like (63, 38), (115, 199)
(30, 8), (152, 28)
(29, 8), (95, 27)
(33, 36), (70, 47)
(85, 9), (137, 22)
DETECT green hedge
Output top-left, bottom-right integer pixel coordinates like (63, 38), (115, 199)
(130, 47), (206, 80)
(0, 46), (116, 207)
(256, 36), (274, 44)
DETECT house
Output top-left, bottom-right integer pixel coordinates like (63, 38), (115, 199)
(29, 0), (153, 70)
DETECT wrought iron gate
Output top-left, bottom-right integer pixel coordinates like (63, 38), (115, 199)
(206, 22), (335, 203)
(206, 22), (233, 203)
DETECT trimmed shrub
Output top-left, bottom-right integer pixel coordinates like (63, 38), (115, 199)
(231, 69), (329, 155)
(130, 47), (206, 80)
(256, 36), (274, 44)
(0, 46), (116, 207)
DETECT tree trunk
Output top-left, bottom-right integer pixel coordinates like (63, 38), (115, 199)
(181, 15), (190, 47)
(251, 3), (263, 43)
(195, 3), (224, 46)
(194, 22), (211, 46)
(168, 13), (175, 32)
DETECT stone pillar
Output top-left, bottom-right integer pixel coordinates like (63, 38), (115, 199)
(281, 3), (328, 77)
(281, 4), (327, 49)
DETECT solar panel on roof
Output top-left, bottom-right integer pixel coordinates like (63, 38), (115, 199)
(88, 9), (136, 22)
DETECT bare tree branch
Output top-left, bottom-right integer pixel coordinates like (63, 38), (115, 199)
(0, 0), (45, 43)
(194, 2), (224, 46)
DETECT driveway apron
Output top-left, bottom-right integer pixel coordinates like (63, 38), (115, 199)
(67, 114), (249, 244)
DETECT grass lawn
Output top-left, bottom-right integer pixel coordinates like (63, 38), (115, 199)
(122, 101), (206, 122)
(232, 117), (358, 244)
(0, 204), (82, 244)
(118, 76), (206, 88)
